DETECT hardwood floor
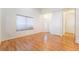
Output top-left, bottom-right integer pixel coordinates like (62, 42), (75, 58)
(0, 32), (79, 51)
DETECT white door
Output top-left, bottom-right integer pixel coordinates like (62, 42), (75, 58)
(63, 9), (75, 34)
(76, 9), (79, 43)
(49, 11), (63, 36)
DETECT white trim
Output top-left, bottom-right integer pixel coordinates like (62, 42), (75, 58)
(1, 32), (42, 42)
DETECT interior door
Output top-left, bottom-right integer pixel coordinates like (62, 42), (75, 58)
(76, 9), (79, 43)
(49, 10), (63, 36)
(63, 9), (75, 34)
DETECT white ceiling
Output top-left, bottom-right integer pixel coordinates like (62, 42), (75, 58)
(37, 8), (75, 12)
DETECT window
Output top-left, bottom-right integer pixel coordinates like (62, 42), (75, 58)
(16, 15), (34, 31)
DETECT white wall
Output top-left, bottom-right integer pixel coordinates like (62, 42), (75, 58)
(16, 8), (43, 37)
(1, 8), (43, 41)
(76, 9), (79, 43)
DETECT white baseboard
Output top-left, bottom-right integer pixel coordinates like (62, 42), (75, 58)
(1, 32), (42, 42)
(75, 37), (79, 44)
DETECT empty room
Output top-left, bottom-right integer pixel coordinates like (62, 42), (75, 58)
(0, 8), (79, 51)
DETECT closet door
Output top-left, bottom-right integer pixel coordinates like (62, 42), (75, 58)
(0, 9), (1, 38)
(76, 9), (79, 43)
(49, 10), (63, 36)
(63, 9), (75, 34)
(1, 8), (16, 39)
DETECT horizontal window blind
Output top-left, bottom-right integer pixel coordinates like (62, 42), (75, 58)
(16, 15), (34, 31)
